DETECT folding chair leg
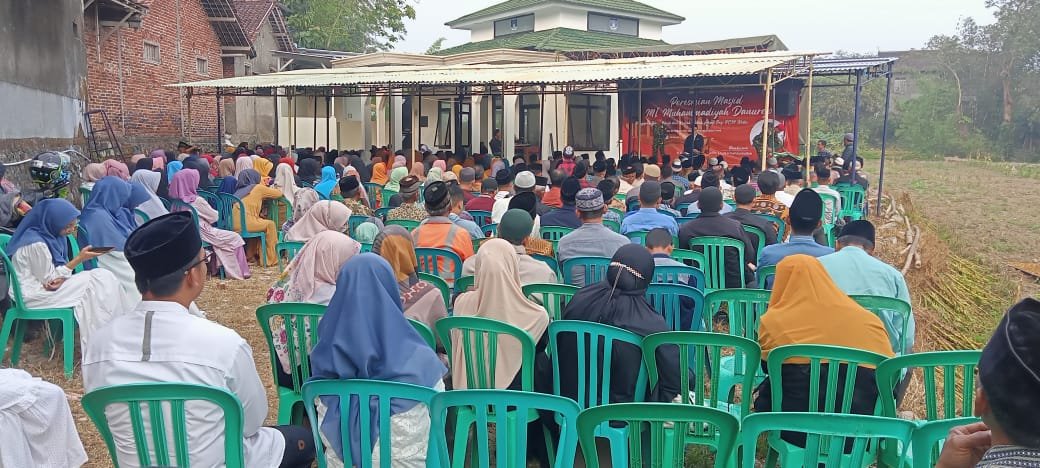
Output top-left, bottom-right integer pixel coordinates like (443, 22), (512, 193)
(259, 234), (268, 267)
(0, 315), (15, 364)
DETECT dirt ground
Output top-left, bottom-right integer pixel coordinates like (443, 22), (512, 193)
(10, 157), (1039, 467)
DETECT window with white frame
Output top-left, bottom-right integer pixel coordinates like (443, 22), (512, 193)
(196, 57), (208, 75)
(568, 94), (611, 150)
(143, 41), (161, 64)
(435, 100), (452, 148)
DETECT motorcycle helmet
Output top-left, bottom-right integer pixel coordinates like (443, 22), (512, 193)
(30, 151), (71, 189)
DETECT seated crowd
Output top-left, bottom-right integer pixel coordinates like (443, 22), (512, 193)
(0, 143), (1030, 468)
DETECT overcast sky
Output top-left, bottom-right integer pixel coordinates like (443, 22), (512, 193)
(392, 0), (996, 55)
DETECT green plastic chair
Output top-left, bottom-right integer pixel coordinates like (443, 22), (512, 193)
(380, 189), (398, 207)
(657, 208), (679, 218)
(818, 192), (840, 247)
(301, 379), (438, 468)
(688, 236), (746, 291)
(851, 295), (914, 355)
(625, 230), (649, 245)
(522, 283), (579, 321)
(66, 232), (87, 273)
(742, 224), (767, 261)
(643, 331), (761, 420)
(385, 218), (420, 232)
(374, 207), (391, 221)
(197, 189), (221, 212)
(414, 247), (463, 286)
(347, 214), (369, 237)
(755, 213), (788, 240)
(910, 417), (981, 468)
(430, 390), (580, 468)
(530, 253), (561, 278)
(603, 219), (621, 233)
(757, 264), (776, 289)
(765, 344), (892, 467)
(276, 241), (305, 272)
(540, 226), (574, 252)
(876, 351), (982, 468)
(218, 193), (268, 266)
(739, 412), (914, 468)
(82, 382), (245, 468)
(481, 223), (497, 237)
(435, 316), (538, 464)
(134, 208), (150, 224)
(255, 302), (326, 424)
(644, 283), (704, 332)
(363, 182), (383, 208)
(702, 289), (771, 407)
(608, 207), (625, 220)
(653, 264), (706, 291)
(677, 214), (701, 224)
(78, 186), (91, 206)
(266, 197), (293, 240)
(671, 248), (707, 270)
(408, 318), (436, 348)
(835, 184), (867, 221)
(0, 247), (77, 379)
(578, 403), (740, 468)
(454, 275), (475, 297)
(416, 272), (451, 312)
(561, 256), (611, 287)
(548, 320), (647, 465)
(467, 210), (493, 227)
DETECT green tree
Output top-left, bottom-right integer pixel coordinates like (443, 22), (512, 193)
(283, 0), (416, 52)
(425, 37), (446, 55)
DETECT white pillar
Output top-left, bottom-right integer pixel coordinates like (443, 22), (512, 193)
(502, 94), (519, 160)
(471, 94), (484, 154)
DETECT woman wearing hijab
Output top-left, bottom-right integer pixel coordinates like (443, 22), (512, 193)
(129, 169), (168, 221)
(278, 156), (296, 173)
(266, 231), (360, 387)
(342, 166), (372, 208)
(370, 159), (389, 185)
(558, 244), (683, 403)
(218, 158), (236, 178)
(383, 166), (407, 193)
(451, 239), (549, 390)
(408, 162), (426, 183)
(81, 163), (106, 191)
(284, 201), (351, 242)
(253, 156), (274, 181)
(232, 168), (282, 267)
(371, 226), (448, 332)
(309, 254), (446, 468)
(78, 177), (148, 302)
(353, 221), (380, 245)
(754, 254), (892, 446)
(182, 159), (211, 189)
(297, 158), (322, 187)
(166, 160), (183, 182)
(4, 199), (128, 345)
(313, 166), (339, 200)
(102, 159), (130, 181)
(169, 169), (251, 280)
(274, 163), (300, 205)
(235, 156), (253, 177)
(281, 188), (320, 235)
(392, 155), (407, 169)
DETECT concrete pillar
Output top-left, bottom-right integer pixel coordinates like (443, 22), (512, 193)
(502, 94), (519, 160)
(471, 94), (484, 153)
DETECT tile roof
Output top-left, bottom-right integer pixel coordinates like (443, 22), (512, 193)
(447, 0), (684, 26)
(433, 27), (665, 56)
(232, 0), (275, 43)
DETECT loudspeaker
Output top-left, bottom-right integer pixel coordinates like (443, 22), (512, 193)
(775, 89), (799, 117)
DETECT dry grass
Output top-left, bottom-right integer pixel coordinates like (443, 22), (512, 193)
(14, 265), (284, 467)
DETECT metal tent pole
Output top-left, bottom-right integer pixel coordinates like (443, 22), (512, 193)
(325, 95), (331, 150)
(312, 96), (318, 148)
(273, 92), (279, 145)
(877, 65), (894, 215)
(215, 89), (222, 152)
(539, 85), (546, 162)
(851, 71), (862, 184)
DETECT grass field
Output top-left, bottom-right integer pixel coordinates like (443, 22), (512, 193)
(8, 157), (1039, 467)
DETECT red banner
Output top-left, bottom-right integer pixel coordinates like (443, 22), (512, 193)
(621, 88), (799, 165)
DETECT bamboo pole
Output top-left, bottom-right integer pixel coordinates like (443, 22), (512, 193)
(760, 68), (773, 172)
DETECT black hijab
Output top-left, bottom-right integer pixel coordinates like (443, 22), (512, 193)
(155, 165), (170, 199)
(558, 244), (681, 404)
(133, 159), (152, 175)
(349, 154), (370, 182)
(298, 158), (321, 186)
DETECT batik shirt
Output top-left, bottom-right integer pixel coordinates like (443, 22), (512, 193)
(387, 202), (427, 222)
(977, 446), (1040, 467)
(343, 198), (373, 217)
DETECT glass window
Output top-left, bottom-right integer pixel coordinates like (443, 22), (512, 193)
(519, 94), (541, 145)
(494, 14), (534, 37)
(568, 94), (611, 150)
(435, 100), (452, 148)
(196, 57), (208, 75)
(492, 94), (504, 135)
(588, 13), (639, 36)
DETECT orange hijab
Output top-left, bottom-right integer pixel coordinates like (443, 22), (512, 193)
(371, 162), (389, 185)
(758, 255), (893, 363)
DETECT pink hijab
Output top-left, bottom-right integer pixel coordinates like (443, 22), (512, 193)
(433, 160), (447, 171)
(169, 168), (199, 203)
(103, 159), (130, 180)
(284, 231), (361, 303)
(82, 163), (106, 182)
(284, 200), (352, 242)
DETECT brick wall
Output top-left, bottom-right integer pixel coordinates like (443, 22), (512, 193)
(82, 0), (224, 153)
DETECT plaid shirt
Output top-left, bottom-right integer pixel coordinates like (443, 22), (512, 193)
(387, 203), (428, 222)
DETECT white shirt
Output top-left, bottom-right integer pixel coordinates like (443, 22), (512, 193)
(775, 190), (795, 207)
(0, 369), (87, 468)
(83, 301), (284, 468)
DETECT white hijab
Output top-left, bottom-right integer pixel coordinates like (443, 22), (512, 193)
(129, 170), (168, 220)
(274, 163), (299, 205)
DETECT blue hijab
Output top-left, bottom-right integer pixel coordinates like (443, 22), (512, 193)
(79, 177), (135, 251)
(314, 165), (338, 200)
(5, 198), (80, 266)
(123, 181), (151, 227)
(309, 254), (445, 463)
(217, 175), (238, 194)
(166, 160), (183, 182)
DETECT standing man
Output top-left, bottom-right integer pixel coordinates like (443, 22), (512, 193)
(841, 133), (855, 162)
(489, 129), (503, 157)
(83, 212), (315, 468)
(813, 139), (833, 165)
